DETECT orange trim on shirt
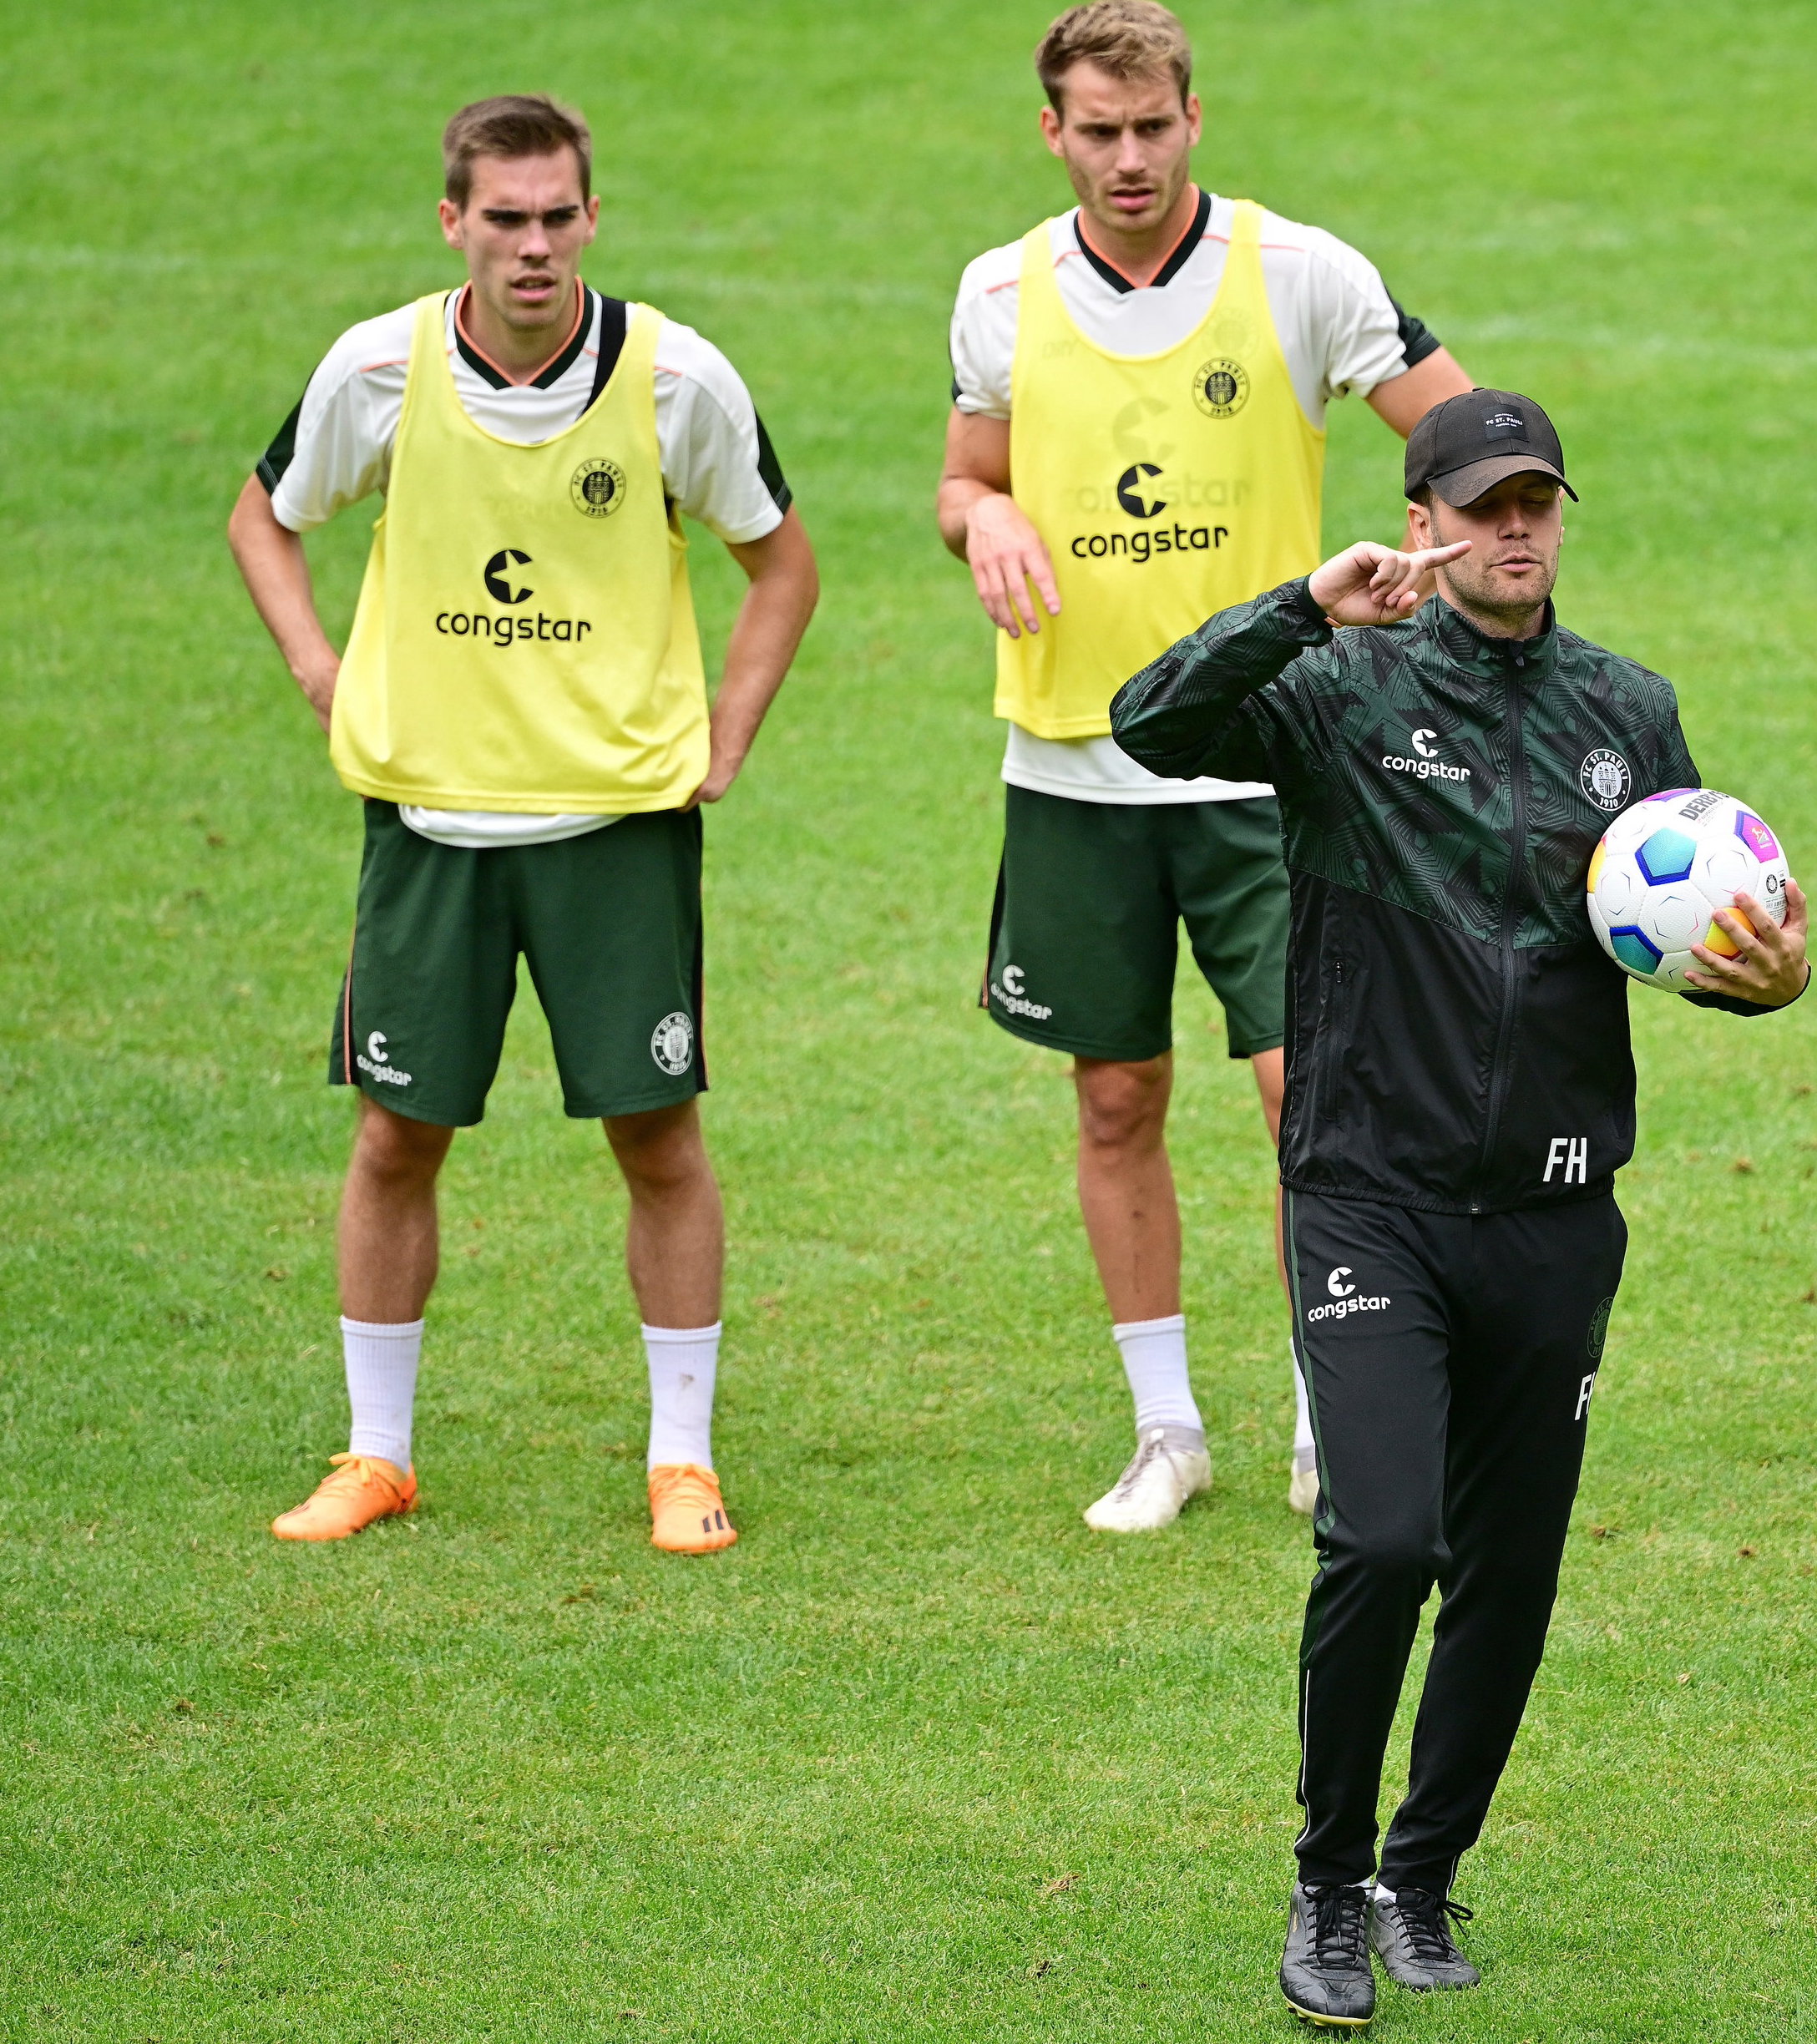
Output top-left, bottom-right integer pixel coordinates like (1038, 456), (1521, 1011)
(1073, 187), (1205, 290)
(453, 280), (586, 387)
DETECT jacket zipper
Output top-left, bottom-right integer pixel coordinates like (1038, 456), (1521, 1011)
(1471, 667), (1527, 1211)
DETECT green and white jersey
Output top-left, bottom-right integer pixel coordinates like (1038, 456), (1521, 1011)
(257, 284), (791, 846)
(951, 190), (1442, 807)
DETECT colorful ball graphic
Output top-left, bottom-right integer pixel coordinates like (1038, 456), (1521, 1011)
(1586, 790), (1790, 991)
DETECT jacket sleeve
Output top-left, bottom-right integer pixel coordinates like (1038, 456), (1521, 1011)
(1662, 718), (1805, 1016)
(1110, 578), (1337, 784)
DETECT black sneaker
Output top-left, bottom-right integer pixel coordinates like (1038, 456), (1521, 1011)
(1369, 1888), (1480, 1991)
(1280, 1881), (1375, 2027)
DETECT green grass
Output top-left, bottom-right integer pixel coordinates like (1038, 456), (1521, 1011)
(4, 0), (1817, 2036)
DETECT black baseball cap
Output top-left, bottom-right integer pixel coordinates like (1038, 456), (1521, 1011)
(1404, 389), (1577, 507)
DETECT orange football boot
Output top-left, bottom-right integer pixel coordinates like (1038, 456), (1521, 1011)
(648, 1463), (737, 1553)
(271, 1454), (418, 1541)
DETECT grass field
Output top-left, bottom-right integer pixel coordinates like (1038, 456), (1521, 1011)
(4, 1), (1817, 2036)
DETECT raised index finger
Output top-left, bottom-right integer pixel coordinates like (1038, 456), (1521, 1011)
(1415, 540), (1472, 573)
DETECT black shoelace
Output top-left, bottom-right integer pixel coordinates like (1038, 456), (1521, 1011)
(1303, 1883), (1369, 1970)
(1394, 1888), (1473, 1962)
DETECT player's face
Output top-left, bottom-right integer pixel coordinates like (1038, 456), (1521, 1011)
(1040, 63), (1201, 240)
(438, 150), (600, 334)
(1415, 474), (1565, 619)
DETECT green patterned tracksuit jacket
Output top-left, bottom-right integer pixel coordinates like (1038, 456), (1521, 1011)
(1110, 579), (1768, 1217)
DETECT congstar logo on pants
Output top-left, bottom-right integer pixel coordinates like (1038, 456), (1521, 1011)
(1305, 1264), (1391, 1323)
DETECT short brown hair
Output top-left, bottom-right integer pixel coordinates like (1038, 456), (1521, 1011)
(1035, 1), (1193, 109)
(442, 94), (593, 209)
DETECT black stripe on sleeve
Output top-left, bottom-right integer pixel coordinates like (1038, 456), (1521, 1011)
(1387, 293), (1442, 370)
(255, 396), (305, 494)
(752, 410), (792, 514)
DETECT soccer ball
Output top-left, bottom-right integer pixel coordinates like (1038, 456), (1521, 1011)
(1587, 788), (1790, 991)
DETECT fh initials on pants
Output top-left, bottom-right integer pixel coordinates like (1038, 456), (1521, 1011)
(1544, 1136), (1588, 1185)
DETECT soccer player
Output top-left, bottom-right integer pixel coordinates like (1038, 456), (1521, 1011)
(1111, 389), (1808, 2021)
(228, 96), (817, 1554)
(937, 0), (1472, 1530)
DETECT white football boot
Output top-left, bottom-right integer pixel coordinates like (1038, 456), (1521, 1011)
(1288, 1457), (1319, 1516)
(1082, 1426), (1211, 1532)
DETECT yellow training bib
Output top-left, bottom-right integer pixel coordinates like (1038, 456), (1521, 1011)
(995, 200), (1325, 739)
(331, 293), (709, 812)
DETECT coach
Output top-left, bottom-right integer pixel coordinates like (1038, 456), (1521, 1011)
(1112, 388), (1808, 2021)
(229, 95), (817, 1555)
(936, 0), (1471, 1533)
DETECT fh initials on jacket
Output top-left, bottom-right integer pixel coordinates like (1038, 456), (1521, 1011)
(1544, 1137), (1588, 1186)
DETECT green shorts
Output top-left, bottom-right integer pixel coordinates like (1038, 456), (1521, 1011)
(330, 802), (706, 1127)
(982, 786), (1288, 1063)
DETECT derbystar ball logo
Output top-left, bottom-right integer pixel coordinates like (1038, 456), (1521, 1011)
(434, 553), (595, 646)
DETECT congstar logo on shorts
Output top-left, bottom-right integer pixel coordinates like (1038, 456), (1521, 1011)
(1304, 1264), (1391, 1323)
(433, 552), (596, 647)
(356, 1030), (412, 1089)
(989, 962), (1052, 1022)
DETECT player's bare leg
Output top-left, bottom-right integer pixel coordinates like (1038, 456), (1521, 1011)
(340, 1096), (454, 1321)
(273, 1099), (452, 1540)
(1072, 1054), (1209, 1530)
(605, 1102), (736, 1552)
(1075, 1054), (1182, 1323)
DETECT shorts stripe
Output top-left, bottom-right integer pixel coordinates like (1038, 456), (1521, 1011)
(341, 928), (357, 1085)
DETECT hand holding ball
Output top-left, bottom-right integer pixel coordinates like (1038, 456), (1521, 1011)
(1587, 790), (1809, 1005)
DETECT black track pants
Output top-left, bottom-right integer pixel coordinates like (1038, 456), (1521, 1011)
(1286, 1189), (1626, 1894)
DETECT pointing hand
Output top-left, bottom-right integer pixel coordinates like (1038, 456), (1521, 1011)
(1307, 539), (1473, 628)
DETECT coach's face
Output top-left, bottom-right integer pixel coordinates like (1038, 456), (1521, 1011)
(1040, 63), (1201, 240)
(1411, 473), (1565, 624)
(438, 149), (600, 334)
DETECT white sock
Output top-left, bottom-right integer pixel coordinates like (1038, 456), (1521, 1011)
(342, 1316), (423, 1469)
(1292, 1344), (1316, 1473)
(1111, 1313), (1203, 1438)
(644, 1322), (721, 1470)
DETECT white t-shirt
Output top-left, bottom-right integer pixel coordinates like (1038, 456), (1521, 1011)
(263, 286), (788, 845)
(950, 190), (1430, 805)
